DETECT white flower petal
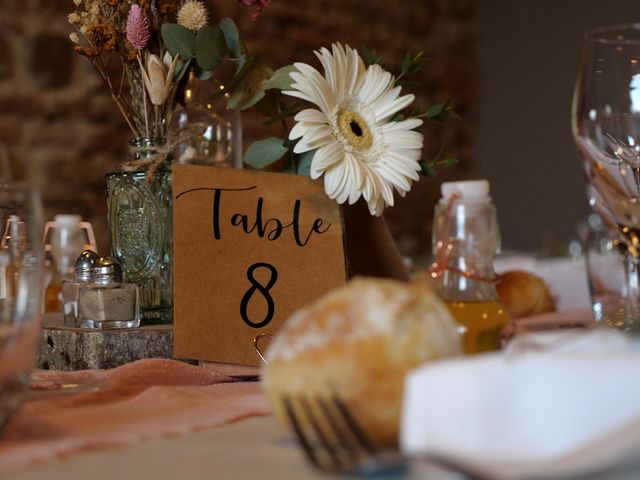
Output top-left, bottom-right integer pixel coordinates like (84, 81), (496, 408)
(300, 125), (333, 146)
(294, 108), (327, 124)
(372, 89), (415, 122)
(289, 121), (308, 140)
(382, 118), (423, 132)
(384, 130), (424, 149)
(324, 163), (349, 201)
(311, 141), (344, 178)
(357, 64), (393, 105)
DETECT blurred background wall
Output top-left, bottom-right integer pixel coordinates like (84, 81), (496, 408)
(0, 0), (637, 257)
(477, 0), (639, 253)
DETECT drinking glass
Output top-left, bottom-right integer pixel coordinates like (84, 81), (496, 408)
(572, 24), (640, 331)
(0, 184), (43, 432)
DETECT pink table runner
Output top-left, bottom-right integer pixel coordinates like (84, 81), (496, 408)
(0, 359), (270, 472)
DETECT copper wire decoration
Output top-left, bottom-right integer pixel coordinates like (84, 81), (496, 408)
(428, 193), (498, 284)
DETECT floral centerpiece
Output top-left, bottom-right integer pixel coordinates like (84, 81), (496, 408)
(68, 0), (265, 324)
(242, 44), (459, 216)
(67, 0), (457, 319)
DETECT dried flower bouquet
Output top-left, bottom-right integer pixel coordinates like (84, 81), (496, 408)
(68, 0), (264, 141)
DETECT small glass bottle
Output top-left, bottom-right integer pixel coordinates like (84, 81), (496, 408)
(77, 257), (140, 329)
(431, 180), (510, 354)
(5, 215), (25, 300)
(62, 249), (99, 326)
(44, 215), (86, 313)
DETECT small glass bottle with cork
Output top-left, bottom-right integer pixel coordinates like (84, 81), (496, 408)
(430, 180), (510, 354)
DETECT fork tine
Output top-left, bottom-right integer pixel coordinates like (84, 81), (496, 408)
(315, 395), (362, 462)
(298, 395), (343, 469)
(331, 394), (377, 456)
(282, 394), (324, 470)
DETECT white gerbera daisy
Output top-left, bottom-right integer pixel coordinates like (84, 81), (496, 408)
(284, 43), (424, 216)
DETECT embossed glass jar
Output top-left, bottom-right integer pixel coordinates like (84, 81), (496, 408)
(105, 138), (173, 324)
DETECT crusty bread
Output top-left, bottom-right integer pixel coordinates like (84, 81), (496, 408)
(496, 270), (555, 319)
(262, 277), (461, 447)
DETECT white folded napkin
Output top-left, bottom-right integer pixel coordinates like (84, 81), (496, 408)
(400, 329), (640, 479)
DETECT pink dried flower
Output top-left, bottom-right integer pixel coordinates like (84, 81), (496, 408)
(236, 0), (270, 20)
(126, 4), (151, 50)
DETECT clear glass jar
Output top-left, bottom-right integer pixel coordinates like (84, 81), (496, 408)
(105, 138), (173, 324)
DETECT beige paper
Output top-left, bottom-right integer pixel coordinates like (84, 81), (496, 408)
(173, 165), (346, 365)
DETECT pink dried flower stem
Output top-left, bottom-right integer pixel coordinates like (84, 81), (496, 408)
(127, 4), (152, 138)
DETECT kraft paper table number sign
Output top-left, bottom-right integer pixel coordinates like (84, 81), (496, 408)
(172, 164), (347, 366)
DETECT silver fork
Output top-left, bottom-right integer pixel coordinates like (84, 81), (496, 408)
(281, 393), (491, 479)
(281, 393), (405, 476)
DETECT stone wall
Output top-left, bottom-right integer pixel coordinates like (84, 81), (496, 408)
(0, 0), (476, 256)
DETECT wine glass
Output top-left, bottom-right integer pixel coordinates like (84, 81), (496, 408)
(572, 24), (640, 331)
(0, 183), (43, 432)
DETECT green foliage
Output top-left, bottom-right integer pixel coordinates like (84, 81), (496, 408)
(297, 150), (315, 177)
(195, 26), (226, 71)
(264, 66), (296, 91)
(161, 24), (195, 61)
(228, 64), (272, 110)
(219, 18), (248, 63)
(244, 137), (289, 169)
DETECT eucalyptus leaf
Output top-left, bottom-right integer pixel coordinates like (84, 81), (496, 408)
(161, 24), (195, 60)
(195, 67), (213, 81)
(244, 137), (288, 169)
(296, 150), (316, 177)
(446, 110), (462, 120)
(195, 26), (226, 71)
(443, 158), (459, 165)
(219, 18), (247, 62)
(228, 65), (271, 110)
(173, 58), (190, 81)
(263, 65), (296, 91)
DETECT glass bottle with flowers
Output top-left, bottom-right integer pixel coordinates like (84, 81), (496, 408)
(68, 0), (266, 324)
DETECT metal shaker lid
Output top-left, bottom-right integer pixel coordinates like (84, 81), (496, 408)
(93, 256), (123, 285)
(74, 249), (99, 282)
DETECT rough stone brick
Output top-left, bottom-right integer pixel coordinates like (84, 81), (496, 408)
(0, 33), (13, 81)
(29, 33), (74, 88)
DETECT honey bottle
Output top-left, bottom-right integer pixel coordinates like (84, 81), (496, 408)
(431, 180), (510, 354)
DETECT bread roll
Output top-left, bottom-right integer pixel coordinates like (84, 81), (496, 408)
(262, 277), (461, 447)
(496, 270), (555, 319)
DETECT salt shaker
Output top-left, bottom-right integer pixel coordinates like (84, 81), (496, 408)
(77, 257), (140, 329)
(62, 249), (99, 326)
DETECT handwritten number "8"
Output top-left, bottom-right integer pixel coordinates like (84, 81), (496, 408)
(240, 262), (278, 329)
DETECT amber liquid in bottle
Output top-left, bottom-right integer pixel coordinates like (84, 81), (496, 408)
(44, 280), (62, 313)
(5, 264), (19, 298)
(445, 300), (510, 354)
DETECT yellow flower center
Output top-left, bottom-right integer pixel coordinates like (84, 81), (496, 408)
(338, 111), (373, 149)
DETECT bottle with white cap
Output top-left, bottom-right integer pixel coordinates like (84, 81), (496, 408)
(431, 179), (510, 354)
(44, 214), (84, 313)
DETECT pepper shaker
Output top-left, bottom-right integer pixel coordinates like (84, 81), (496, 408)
(61, 249), (99, 327)
(77, 257), (140, 329)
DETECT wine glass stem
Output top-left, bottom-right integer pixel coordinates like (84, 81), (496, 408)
(624, 253), (640, 332)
